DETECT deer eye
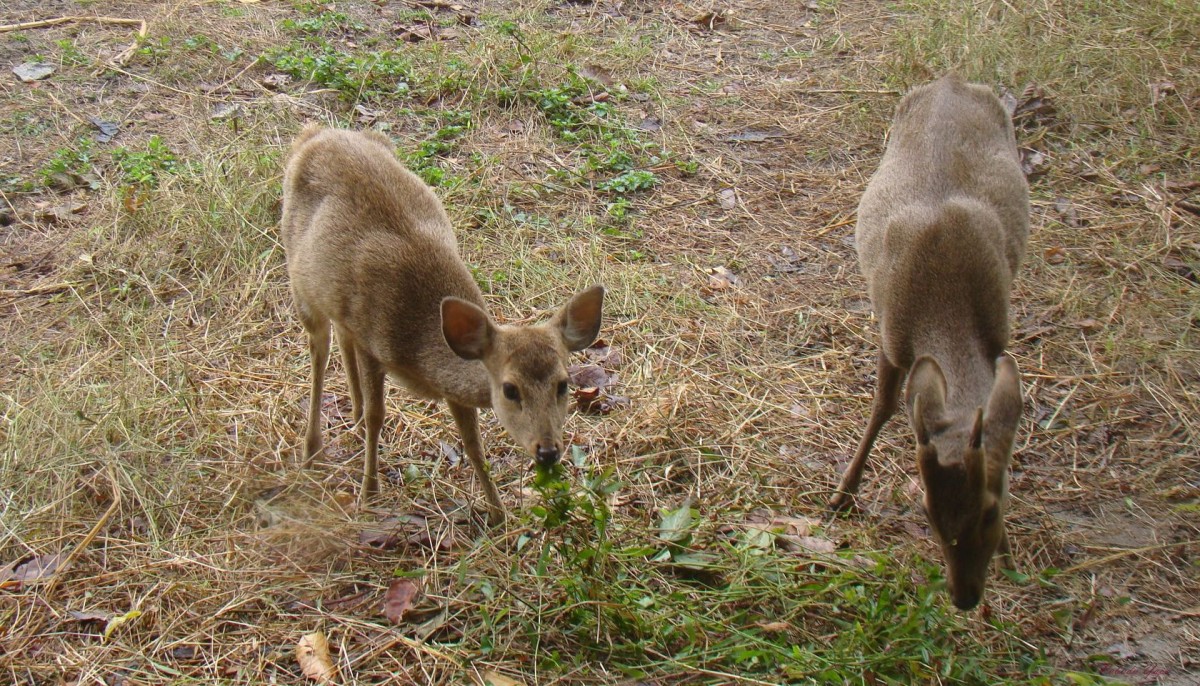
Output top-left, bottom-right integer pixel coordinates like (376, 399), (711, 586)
(557, 381), (569, 397)
(502, 383), (520, 402)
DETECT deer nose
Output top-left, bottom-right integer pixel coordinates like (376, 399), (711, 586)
(536, 444), (560, 467)
(952, 589), (982, 611)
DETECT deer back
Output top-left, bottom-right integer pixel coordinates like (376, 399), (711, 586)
(853, 74), (1029, 610)
(281, 126), (490, 404)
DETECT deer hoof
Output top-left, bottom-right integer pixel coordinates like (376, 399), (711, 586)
(828, 491), (859, 514)
(484, 507), (507, 527)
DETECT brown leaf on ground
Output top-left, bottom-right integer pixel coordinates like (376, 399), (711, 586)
(1150, 80), (1176, 105)
(580, 340), (621, 366)
(1019, 147), (1047, 179)
(723, 126), (789, 142)
(572, 387), (630, 414)
(579, 64), (615, 86)
(383, 578), (421, 624)
(1163, 179), (1199, 193)
(771, 514), (818, 537)
(67, 610), (111, 624)
(1162, 255), (1197, 283)
(706, 266), (738, 290)
(755, 620), (792, 633)
(480, 671), (524, 686)
(689, 10), (728, 30)
(1044, 246), (1067, 265)
(1109, 191), (1142, 206)
(717, 188), (737, 209)
(1177, 199), (1200, 217)
(1054, 197), (1081, 227)
(261, 73), (291, 89)
(439, 440), (462, 466)
(0, 551), (67, 587)
(296, 631), (337, 683)
(1012, 83), (1057, 127)
(35, 202), (88, 225)
(569, 363), (616, 390)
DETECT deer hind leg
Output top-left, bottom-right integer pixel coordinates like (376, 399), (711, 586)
(358, 353), (387, 499)
(830, 350), (903, 511)
(300, 309), (331, 468)
(334, 324), (364, 429)
(446, 401), (506, 526)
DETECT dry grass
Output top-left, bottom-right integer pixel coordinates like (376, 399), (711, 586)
(1, 0), (1198, 684)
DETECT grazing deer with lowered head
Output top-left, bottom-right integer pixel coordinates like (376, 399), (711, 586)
(281, 126), (605, 525)
(828, 74), (1029, 610)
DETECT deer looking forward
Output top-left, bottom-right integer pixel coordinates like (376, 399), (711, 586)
(829, 74), (1029, 610)
(281, 126), (604, 525)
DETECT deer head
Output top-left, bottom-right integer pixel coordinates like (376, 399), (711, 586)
(908, 354), (1022, 610)
(441, 285), (605, 468)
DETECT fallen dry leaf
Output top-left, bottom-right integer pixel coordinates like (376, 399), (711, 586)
(1, 551), (67, 586)
(568, 363), (616, 390)
(1109, 191), (1142, 206)
(1012, 83), (1057, 128)
(788, 535), (838, 554)
(1043, 246), (1067, 265)
(771, 514), (818, 537)
(481, 670), (525, 686)
(1054, 197), (1081, 228)
(439, 440), (462, 466)
(723, 126), (789, 143)
(1150, 80), (1176, 105)
(67, 610), (111, 624)
(689, 10), (728, 29)
(296, 631), (337, 683)
(572, 387), (630, 415)
(383, 579), (421, 624)
(1163, 255), (1197, 282)
(35, 202), (88, 225)
(1164, 179), (1200, 193)
(1019, 147), (1047, 179)
(580, 340), (620, 366)
(755, 620), (792, 633)
(706, 266), (738, 290)
(717, 188), (738, 209)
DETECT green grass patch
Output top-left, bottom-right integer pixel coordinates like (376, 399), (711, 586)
(263, 40), (413, 101)
(511, 463), (1078, 684)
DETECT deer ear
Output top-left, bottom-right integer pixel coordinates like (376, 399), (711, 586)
(907, 357), (947, 446)
(964, 407), (987, 492)
(553, 285), (604, 352)
(968, 406), (984, 450)
(985, 354), (1023, 451)
(441, 297), (493, 360)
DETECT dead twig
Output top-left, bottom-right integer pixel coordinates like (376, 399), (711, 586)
(0, 283), (74, 299)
